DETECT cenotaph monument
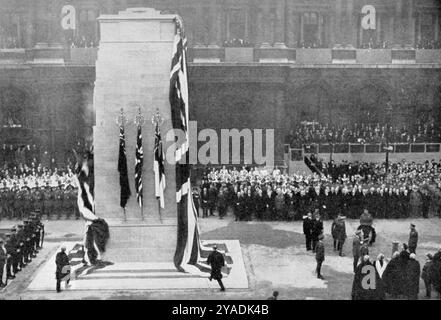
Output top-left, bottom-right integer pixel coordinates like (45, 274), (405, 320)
(93, 8), (178, 263)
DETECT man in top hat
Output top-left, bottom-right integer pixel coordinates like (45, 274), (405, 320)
(207, 245), (226, 291)
(407, 223), (419, 254)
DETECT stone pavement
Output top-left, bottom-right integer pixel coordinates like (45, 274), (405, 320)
(1, 216), (440, 300)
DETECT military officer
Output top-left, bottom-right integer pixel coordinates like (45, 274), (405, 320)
(33, 183), (44, 216)
(4, 234), (15, 280)
(15, 225), (27, 267)
(43, 182), (53, 219)
(55, 182), (64, 219)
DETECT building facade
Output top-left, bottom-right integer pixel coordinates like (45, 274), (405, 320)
(0, 0), (440, 166)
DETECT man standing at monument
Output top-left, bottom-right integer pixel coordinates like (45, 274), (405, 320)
(55, 246), (70, 293)
(315, 234), (325, 280)
(207, 245), (226, 291)
(408, 223), (418, 254)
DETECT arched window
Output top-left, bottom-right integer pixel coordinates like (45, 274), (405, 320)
(0, 87), (27, 128)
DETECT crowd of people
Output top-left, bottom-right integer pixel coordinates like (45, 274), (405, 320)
(351, 233), (441, 300)
(302, 210), (441, 300)
(286, 120), (441, 148)
(196, 160), (441, 222)
(0, 160), (80, 220)
(0, 213), (44, 288)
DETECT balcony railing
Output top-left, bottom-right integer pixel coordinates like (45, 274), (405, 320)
(301, 143), (441, 154)
(1, 47), (441, 66)
(188, 47), (441, 64)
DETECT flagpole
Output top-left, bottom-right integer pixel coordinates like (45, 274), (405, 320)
(158, 201), (163, 224)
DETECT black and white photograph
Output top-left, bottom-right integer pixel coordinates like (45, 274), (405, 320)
(0, 0), (441, 309)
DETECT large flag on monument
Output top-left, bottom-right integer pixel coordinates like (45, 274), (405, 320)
(153, 122), (166, 208)
(118, 124), (131, 208)
(169, 21), (208, 273)
(135, 124), (144, 207)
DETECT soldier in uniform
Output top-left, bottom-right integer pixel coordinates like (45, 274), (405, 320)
(6, 184), (15, 219)
(55, 182), (64, 219)
(9, 227), (22, 272)
(23, 185), (33, 220)
(30, 213), (44, 249)
(0, 185), (6, 220)
(43, 182), (53, 219)
(4, 234), (16, 280)
(23, 220), (37, 259)
(33, 183), (44, 217)
(15, 225), (27, 267)
(15, 185), (25, 220)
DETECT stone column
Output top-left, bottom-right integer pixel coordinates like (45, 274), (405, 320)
(262, 2), (271, 45)
(318, 13), (322, 45)
(328, 13), (335, 46)
(209, 5), (218, 45)
(389, 15), (395, 44)
(347, 0), (355, 46)
(335, 0), (342, 44)
(256, 7), (263, 45)
(274, 0), (285, 44)
(300, 13), (304, 43)
(407, 0), (415, 45)
(435, 14), (440, 41)
(286, 9), (296, 47)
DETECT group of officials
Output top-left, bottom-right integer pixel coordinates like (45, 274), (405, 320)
(0, 213), (45, 287)
(195, 165), (439, 222)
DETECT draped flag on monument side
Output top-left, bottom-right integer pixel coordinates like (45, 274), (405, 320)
(135, 124), (144, 207)
(170, 20), (211, 273)
(153, 121), (166, 208)
(118, 124), (131, 209)
(75, 154), (98, 222)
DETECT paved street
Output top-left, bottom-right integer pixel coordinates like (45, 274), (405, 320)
(1, 216), (440, 300)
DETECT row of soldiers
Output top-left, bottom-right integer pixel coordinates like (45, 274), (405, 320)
(0, 213), (45, 287)
(0, 182), (79, 220)
(195, 180), (427, 221)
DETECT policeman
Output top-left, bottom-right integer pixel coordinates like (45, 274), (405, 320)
(4, 234), (15, 280)
(9, 227), (21, 273)
(30, 213), (44, 248)
(23, 220), (36, 260)
(15, 225), (27, 267)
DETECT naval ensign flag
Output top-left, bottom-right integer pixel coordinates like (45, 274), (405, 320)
(153, 122), (165, 208)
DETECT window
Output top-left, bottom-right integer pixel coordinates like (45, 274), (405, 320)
(303, 12), (319, 46)
(0, 87), (27, 128)
(76, 8), (99, 47)
(420, 14), (435, 42)
(0, 14), (22, 48)
(228, 9), (247, 40)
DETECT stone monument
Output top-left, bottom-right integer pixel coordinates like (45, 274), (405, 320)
(93, 8), (179, 263)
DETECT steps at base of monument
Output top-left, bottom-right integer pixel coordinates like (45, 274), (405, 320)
(102, 247), (176, 263)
